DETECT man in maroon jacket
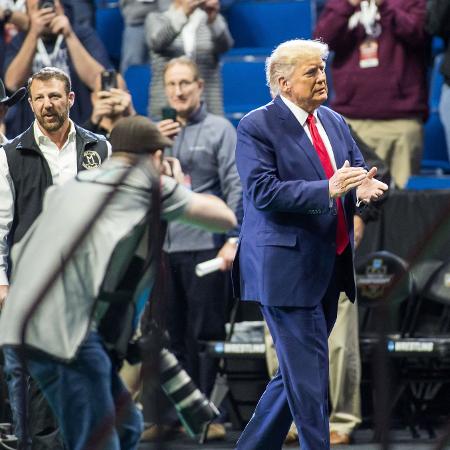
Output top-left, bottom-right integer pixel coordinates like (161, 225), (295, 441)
(314, 0), (429, 188)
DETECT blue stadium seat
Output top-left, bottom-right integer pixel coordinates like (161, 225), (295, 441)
(221, 56), (271, 125)
(95, 4), (124, 68)
(405, 175), (450, 190)
(422, 54), (450, 172)
(124, 65), (151, 116)
(224, 0), (315, 51)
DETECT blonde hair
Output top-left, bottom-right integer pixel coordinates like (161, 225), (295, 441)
(266, 39), (329, 97)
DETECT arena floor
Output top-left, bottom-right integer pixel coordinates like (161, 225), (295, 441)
(140, 428), (450, 450)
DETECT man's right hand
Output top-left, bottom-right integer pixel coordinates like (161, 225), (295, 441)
(28, 1), (56, 37)
(0, 285), (9, 310)
(157, 119), (181, 139)
(329, 160), (367, 198)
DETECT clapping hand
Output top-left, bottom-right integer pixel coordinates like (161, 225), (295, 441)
(329, 160), (367, 198)
(356, 166), (389, 203)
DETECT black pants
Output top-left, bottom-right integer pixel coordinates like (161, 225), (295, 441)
(164, 249), (229, 396)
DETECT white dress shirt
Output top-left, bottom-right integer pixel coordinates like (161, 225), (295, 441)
(280, 95), (338, 171)
(0, 120), (78, 285)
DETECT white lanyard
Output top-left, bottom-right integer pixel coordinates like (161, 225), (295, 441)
(36, 34), (64, 67)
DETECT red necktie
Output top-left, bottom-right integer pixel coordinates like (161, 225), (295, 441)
(306, 114), (349, 255)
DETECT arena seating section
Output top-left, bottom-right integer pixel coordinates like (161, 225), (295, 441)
(95, 0), (449, 188)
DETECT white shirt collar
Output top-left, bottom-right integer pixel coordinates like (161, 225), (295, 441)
(280, 95), (318, 126)
(33, 119), (76, 147)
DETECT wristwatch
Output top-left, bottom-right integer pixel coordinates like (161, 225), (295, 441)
(3, 9), (13, 23)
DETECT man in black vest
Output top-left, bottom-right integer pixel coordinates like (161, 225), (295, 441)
(0, 66), (109, 450)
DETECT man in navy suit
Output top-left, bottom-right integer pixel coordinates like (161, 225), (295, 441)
(234, 39), (388, 450)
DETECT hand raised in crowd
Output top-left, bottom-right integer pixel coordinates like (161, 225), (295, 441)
(91, 88), (133, 124)
(49, 13), (72, 38)
(347, 0), (361, 6)
(28, 3), (56, 37)
(203, 0), (220, 23)
(356, 166), (388, 203)
(162, 156), (185, 184)
(329, 160), (367, 198)
(157, 119), (181, 139)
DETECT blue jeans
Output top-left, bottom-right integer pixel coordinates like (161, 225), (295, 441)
(21, 332), (142, 450)
(439, 82), (450, 162)
(3, 348), (64, 450)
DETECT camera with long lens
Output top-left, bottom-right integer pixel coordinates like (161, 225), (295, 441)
(132, 325), (219, 437)
(158, 348), (219, 437)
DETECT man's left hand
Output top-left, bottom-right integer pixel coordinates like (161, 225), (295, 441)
(356, 167), (388, 203)
(50, 14), (72, 38)
(216, 239), (237, 271)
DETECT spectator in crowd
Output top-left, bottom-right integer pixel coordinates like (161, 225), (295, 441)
(0, 66), (109, 450)
(0, 115), (237, 450)
(0, 1), (29, 77)
(3, 0), (112, 138)
(314, 0), (429, 188)
(426, 0), (450, 161)
(145, 56), (240, 441)
(119, 0), (171, 74)
(145, 0), (233, 119)
(84, 70), (136, 138)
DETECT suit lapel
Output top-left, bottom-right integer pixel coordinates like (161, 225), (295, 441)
(273, 96), (325, 179)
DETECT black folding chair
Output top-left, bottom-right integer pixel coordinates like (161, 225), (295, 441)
(404, 258), (450, 438)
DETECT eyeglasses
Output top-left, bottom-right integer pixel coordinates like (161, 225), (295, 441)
(165, 80), (197, 91)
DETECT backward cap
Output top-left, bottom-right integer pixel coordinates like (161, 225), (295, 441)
(110, 115), (172, 154)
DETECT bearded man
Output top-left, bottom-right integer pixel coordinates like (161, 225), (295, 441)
(0, 66), (109, 450)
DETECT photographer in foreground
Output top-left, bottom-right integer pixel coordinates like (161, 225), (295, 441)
(0, 115), (237, 450)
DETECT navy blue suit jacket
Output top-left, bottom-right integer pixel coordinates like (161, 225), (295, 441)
(234, 96), (366, 307)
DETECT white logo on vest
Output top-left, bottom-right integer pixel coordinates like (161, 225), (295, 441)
(82, 150), (101, 169)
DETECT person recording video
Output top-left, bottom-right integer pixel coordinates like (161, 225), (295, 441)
(84, 69), (136, 138)
(0, 115), (237, 450)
